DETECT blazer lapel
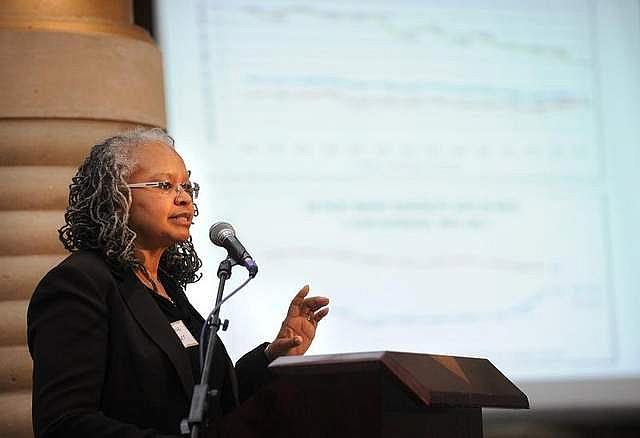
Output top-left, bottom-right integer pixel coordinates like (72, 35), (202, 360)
(226, 351), (241, 407)
(119, 271), (195, 399)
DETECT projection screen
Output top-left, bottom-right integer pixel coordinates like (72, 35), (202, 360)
(155, 0), (640, 409)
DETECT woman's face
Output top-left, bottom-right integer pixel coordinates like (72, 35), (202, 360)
(126, 142), (195, 251)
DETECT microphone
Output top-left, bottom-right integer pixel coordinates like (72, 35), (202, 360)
(209, 222), (258, 277)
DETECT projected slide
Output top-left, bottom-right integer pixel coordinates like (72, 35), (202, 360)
(157, 0), (640, 383)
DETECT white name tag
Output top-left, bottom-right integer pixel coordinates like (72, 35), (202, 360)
(170, 320), (199, 348)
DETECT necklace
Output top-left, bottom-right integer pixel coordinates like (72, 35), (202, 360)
(135, 268), (175, 304)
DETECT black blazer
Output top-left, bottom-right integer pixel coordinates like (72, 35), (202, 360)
(27, 251), (272, 438)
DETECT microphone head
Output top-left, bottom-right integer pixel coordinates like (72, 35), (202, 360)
(209, 222), (236, 246)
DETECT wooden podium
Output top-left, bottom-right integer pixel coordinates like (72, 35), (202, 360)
(220, 351), (529, 438)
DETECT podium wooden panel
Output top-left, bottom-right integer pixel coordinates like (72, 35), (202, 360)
(221, 351), (529, 438)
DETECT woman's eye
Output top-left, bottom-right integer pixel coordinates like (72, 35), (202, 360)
(159, 181), (173, 191)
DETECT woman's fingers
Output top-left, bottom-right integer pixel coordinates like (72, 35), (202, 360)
(269, 284), (330, 360)
(288, 285), (329, 316)
(313, 307), (330, 323)
(290, 284), (310, 305)
(302, 296), (330, 311)
(275, 336), (302, 349)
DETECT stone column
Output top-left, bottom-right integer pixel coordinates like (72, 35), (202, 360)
(0, 1), (166, 436)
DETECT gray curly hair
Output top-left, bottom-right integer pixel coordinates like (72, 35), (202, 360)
(58, 127), (202, 288)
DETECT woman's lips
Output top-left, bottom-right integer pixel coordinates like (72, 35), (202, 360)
(169, 213), (192, 226)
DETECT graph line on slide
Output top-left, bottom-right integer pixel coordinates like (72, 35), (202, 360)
(235, 3), (591, 67)
(330, 288), (553, 326)
(245, 74), (591, 113)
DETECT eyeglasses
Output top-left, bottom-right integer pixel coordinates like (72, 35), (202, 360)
(127, 180), (200, 200)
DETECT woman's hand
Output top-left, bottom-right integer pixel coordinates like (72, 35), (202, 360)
(265, 285), (329, 361)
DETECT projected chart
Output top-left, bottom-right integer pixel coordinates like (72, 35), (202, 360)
(197, 0), (601, 180)
(216, 184), (615, 377)
(186, 0), (617, 378)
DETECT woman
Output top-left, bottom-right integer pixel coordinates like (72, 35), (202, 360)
(27, 128), (329, 437)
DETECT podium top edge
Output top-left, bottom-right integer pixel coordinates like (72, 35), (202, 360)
(269, 351), (489, 368)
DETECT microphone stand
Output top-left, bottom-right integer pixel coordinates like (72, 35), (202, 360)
(181, 257), (234, 438)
